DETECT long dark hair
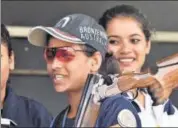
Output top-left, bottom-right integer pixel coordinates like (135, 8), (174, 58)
(1, 23), (13, 56)
(99, 53), (119, 76)
(99, 4), (152, 41)
(99, 4), (154, 71)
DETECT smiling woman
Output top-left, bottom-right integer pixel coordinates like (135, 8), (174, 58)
(106, 17), (151, 73)
(27, 14), (108, 127)
(99, 4), (178, 127)
(99, 5), (152, 73)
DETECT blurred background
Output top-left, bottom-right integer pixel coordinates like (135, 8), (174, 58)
(2, 1), (178, 116)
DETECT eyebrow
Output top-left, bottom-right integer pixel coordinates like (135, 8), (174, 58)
(130, 34), (142, 37)
(108, 35), (120, 39)
(108, 34), (142, 39)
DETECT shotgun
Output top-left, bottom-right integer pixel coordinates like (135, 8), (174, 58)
(74, 53), (178, 127)
(97, 53), (178, 103)
(74, 73), (118, 127)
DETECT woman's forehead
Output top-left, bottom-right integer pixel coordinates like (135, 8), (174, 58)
(106, 17), (144, 37)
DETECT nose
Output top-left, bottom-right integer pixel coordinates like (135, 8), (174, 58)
(51, 57), (63, 70)
(119, 41), (132, 54)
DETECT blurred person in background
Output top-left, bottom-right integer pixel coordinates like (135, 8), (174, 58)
(1, 23), (53, 127)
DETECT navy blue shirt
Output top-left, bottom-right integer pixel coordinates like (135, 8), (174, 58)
(96, 94), (142, 127)
(1, 86), (53, 127)
(50, 106), (75, 127)
(51, 94), (141, 127)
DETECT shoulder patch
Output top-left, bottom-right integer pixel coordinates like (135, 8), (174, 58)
(117, 109), (137, 127)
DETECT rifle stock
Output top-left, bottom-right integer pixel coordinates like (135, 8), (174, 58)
(79, 95), (100, 127)
(118, 53), (178, 90)
(156, 53), (178, 88)
(138, 53), (178, 88)
(74, 74), (102, 127)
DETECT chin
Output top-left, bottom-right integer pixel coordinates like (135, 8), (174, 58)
(54, 86), (67, 92)
(120, 67), (135, 72)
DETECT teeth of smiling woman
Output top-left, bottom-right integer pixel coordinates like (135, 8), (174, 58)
(54, 75), (64, 80)
(119, 58), (134, 62)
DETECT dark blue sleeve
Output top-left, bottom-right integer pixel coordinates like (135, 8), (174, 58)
(29, 99), (53, 127)
(164, 99), (176, 115)
(96, 94), (141, 127)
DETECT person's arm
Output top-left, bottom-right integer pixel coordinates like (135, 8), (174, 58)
(96, 94), (142, 127)
(117, 53), (178, 105)
(30, 99), (53, 127)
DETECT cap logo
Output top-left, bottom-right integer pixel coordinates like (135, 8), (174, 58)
(56, 16), (71, 28)
(79, 26), (107, 46)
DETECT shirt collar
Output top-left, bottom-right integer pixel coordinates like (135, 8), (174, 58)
(2, 86), (18, 122)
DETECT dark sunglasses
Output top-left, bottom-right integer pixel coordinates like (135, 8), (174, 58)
(44, 46), (87, 63)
